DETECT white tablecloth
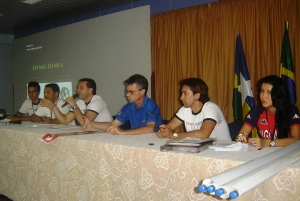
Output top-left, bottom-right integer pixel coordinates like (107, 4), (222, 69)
(0, 122), (299, 200)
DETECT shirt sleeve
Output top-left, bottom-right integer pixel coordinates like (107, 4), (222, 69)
(86, 98), (104, 114)
(201, 103), (221, 124)
(115, 104), (130, 124)
(175, 107), (185, 122)
(18, 100), (29, 115)
(57, 101), (70, 115)
(289, 105), (300, 125)
(244, 106), (263, 128)
(145, 104), (160, 123)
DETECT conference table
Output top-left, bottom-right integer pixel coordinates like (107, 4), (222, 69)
(0, 121), (299, 201)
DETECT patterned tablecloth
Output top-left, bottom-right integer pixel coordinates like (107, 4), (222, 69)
(0, 122), (299, 201)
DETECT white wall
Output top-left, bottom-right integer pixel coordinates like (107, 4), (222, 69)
(12, 6), (151, 115)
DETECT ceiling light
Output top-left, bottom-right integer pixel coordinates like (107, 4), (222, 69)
(21, 0), (43, 4)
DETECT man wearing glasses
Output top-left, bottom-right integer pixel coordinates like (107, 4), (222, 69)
(83, 74), (163, 135)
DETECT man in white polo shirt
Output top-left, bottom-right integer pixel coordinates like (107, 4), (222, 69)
(7, 81), (41, 121)
(30, 83), (69, 123)
(40, 78), (112, 126)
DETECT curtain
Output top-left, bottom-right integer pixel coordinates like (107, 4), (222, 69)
(151, 0), (300, 126)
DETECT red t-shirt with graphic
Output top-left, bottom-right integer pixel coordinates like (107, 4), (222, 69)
(244, 105), (300, 139)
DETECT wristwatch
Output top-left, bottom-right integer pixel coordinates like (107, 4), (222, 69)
(72, 105), (79, 110)
(173, 132), (178, 139)
(270, 140), (276, 147)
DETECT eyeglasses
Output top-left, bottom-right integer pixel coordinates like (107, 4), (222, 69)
(124, 89), (141, 95)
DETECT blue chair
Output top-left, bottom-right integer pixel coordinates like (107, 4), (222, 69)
(162, 119), (169, 125)
(228, 122), (243, 141)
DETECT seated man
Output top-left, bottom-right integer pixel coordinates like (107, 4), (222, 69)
(30, 83), (69, 123)
(83, 74), (163, 135)
(156, 78), (231, 140)
(41, 78), (112, 125)
(7, 81), (41, 121)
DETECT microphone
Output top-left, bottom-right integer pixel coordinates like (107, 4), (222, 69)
(62, 94), (78, 107)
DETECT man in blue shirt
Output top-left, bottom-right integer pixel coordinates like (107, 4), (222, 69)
(83, 74), (162, 135)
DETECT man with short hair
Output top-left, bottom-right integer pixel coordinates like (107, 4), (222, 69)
(7, 81), (41, 121)
(30, 83), (69, 123)
(156, 78), (231, 140)
(41, 78), (112, 126)
(82, 74), (163, 135)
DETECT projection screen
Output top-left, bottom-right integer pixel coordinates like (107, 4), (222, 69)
(12, 5), (151, 116)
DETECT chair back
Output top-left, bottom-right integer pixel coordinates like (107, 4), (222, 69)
(228, 122), (243, 141)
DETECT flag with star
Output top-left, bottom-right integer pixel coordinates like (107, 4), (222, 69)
(233, 34), (255, 124)
(279, 22), (296, 104)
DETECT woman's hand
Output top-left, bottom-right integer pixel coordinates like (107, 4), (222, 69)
(248, 138), (263, 148)
(237, 132), (248, 143)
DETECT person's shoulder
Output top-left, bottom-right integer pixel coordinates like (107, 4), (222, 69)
(251, 105), (264, 113)
(288, 105), (300, 120)
(289, 104), (299, 113)
(121, 102), (133, 110)
(91, 95), (106, 103)
(22, 99), (32, 104)
(203, 101), (221, 110)
(176, 105), (190, 113)
(92, 94), (101, 100)
(204, 101), (218, 107)
(144, 96), (158, 104)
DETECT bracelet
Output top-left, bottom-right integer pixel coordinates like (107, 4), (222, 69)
(72, 105), (79, 110)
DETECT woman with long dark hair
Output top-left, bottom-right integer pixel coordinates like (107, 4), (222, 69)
(237, 75), (300, 147)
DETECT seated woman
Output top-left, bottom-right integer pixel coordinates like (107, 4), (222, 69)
(156, 78), (231, 140)
(237, 75), (300, 148)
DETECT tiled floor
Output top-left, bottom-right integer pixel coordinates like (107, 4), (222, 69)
(0, 195), (12, 201)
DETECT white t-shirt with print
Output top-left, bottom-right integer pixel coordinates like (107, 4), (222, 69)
(175, 101), (231, 140)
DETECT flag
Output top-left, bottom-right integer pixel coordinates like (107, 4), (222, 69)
(233, 34), (255, 124)
(279, 22), (296, 104)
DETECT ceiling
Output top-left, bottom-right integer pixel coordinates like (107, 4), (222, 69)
(0, 0), (140, 35)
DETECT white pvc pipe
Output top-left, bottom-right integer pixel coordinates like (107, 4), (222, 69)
(226, 148), (300, 199)
(199, 141), (300, 194)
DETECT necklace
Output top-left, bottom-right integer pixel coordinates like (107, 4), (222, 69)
(31, 99), (41, 114)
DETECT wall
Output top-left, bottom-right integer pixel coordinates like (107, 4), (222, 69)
(12, 6), (151, 116)
(0, 34), (14, 115)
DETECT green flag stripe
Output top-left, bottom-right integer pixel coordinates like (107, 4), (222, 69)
(280, 64), (295, 81)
